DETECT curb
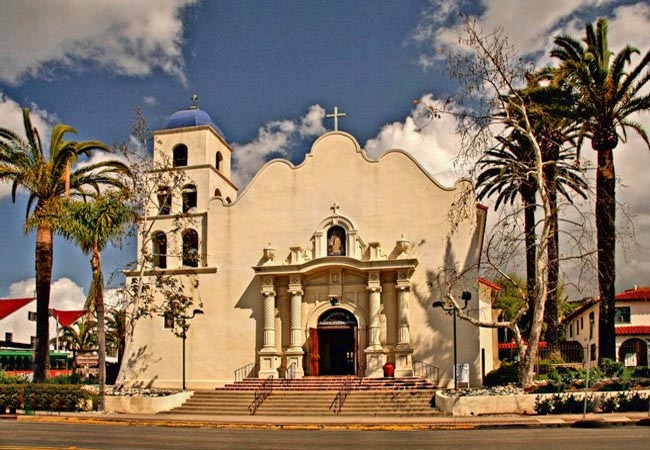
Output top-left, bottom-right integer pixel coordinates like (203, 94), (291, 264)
(15, 414), (647, 431)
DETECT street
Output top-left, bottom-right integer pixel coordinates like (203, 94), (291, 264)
(1, 421), (649, 450)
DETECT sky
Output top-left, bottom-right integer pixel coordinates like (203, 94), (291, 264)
(0, 0), (649, 321)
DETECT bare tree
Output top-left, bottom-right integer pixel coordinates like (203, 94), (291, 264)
(422, 18), (592, 387)
(111, 108), (204, 360)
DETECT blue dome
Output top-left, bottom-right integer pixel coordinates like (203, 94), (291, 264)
(164, 108), (224, 137)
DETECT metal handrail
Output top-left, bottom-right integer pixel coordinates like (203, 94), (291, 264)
(280, 361), (297, 388)
(329, 374), (360, 415)
(413, 360), (440, 386)
(286, 361), (297, 380)
(249, 375), (273, 415)
(234, 362), (257, 381)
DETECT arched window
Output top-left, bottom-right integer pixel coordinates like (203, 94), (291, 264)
(216, 152), (223, 171)
(157, 186), (171, 215)
(173, 144), (188, 167)
(214, 188), (222, 197)
(182, 184), (197, 213)
(226, 197), (232, 204)
(152, 232), (167, 269)
(182, 229), (199, 267)
(618, 338), (648, 366)
(327, 226), (346, 256)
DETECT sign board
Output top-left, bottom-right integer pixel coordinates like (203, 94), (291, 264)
(75, 353), (99, 367)
(624, 353), (637, 367)
(455, 363), (470, 384)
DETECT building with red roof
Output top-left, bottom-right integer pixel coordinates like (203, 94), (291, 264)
(562, 286), (650, 366)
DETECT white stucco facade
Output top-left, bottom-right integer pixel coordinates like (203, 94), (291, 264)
(118, 110), (487, 389)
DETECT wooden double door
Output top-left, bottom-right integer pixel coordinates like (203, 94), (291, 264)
(309, 325), (358, 376)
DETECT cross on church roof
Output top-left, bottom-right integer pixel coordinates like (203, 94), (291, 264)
(190, 94), (199, 110)
(326, 106), (346, 131)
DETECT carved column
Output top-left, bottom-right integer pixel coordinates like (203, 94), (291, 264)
(394, 270), (414, 377)
(365, 271), (386, 377)
(285, 275), (305, 378)
(258, 276), (280, 378)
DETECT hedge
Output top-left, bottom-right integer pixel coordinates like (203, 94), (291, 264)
(0, 384), (94, 414)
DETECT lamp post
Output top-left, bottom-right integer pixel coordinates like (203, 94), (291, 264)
(432, 291), (471, 390)
(179, 308), (204, 391)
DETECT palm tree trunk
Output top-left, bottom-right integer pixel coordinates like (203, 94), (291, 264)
(92, 246), (106, 411)
(33, 224), (53, 383)
(596, 148), (616, 361)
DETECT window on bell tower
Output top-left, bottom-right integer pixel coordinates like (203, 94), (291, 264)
(182, 184), (197, 213)
(182, 229), (199, 267)
(216, 151), (223, 171)
(173, 144), (188, 167)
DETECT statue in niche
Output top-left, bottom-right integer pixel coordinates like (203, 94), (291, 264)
(327, 226), (346, 256)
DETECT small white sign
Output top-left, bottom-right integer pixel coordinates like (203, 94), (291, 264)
(456, 363), (470, 383)
(624, 353), (637, 367)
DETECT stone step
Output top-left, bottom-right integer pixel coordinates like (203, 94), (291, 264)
(165, 377), (439, 417)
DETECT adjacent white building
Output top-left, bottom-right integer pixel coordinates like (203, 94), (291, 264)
(118, 105), (489, 389)
(563, 286), (650, 366)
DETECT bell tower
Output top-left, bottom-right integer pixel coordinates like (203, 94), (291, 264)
(153, 96), (238, 209)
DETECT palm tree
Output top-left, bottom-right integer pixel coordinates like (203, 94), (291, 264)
(476, 132), (538, 338)
(476, 82), (587, 344)
(60, 318), (98, 355)
(0, 108), (130, 382)
(552, 18), (650, 360)
(57, 191), (134, 410)
(106, 307), (127, 371)
(521, 77), (588, 346)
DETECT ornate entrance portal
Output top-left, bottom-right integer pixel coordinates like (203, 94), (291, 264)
(310, 308), (358, 376)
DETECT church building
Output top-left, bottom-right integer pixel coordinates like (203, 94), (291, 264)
(118, 103), (488, 389)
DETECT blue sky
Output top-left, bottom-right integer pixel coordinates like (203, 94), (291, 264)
(0, 0), (649, 312)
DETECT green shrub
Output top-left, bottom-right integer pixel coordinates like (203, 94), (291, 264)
(0, 385), (23, 413)
(484, 362), (519, 387)
(0, 384), (94, 413)
(534, 393), (592, 415)
(0, 370), (28, 385)
(24, 385), (93, 412)
(600, 391), (649, 413)
(632, 366), (650, 378)
(49, 373), (84, 385)
(547, 366), (579, 390)
(534, 396), (553, 415)
(599, 358), (624, 377)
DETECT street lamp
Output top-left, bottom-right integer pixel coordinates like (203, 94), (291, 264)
(179, 308), (204, 390)
(432, 291), (471, 390)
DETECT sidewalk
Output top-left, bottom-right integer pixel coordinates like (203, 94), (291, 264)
(10, 411), (650, 431)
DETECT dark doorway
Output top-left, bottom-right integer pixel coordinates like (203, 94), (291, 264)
(318, 327), (356, 375)
(310, 308), (357, 376)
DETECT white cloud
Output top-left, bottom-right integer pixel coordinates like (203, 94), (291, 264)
(0, 0), (198, 85)
(232, 104), (326, 187)
(364, 94), (463, 187)
(413, 1), (650, 294)
(414, 0), (616, 65)
(8, 277), (86, 310)
(1, 277), (87, 344)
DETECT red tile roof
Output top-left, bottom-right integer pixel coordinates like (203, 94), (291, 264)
(0, 297), (35, 320)
(498, 341), (548, 349)
(479, 277), (501, 292)
(616, 325), (650, 336)
(616, 287), (650, 301)
(51, 309), (87, 328)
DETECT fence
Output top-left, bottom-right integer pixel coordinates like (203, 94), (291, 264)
(498, 341), (589, 375)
